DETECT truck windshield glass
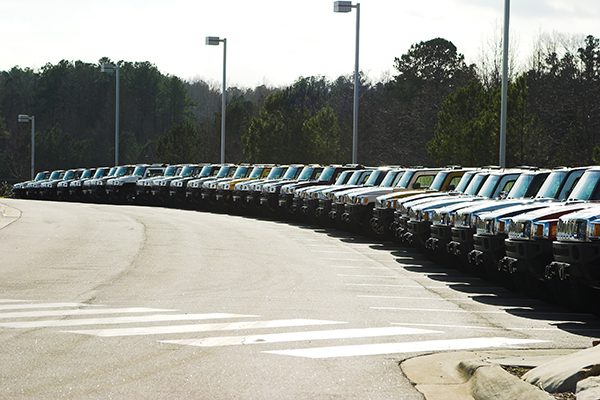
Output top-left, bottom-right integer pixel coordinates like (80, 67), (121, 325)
(334, 171), (352, 185)
(298, 167), (315, 181)
(464, 173), (487, 195)
(453, 172), (474, 193)
(506, 174), (534, 199)
(92, 168), (109, 178)
(428, 172), (448, 191)
(535, 170), (567, 199)
(198, 166), (215, 177)
(380, 171), (401, 187)
(216, 166), (232, 178)
(233, 167), (250, 179)
(267, 167), (286, 179)
(81, 170), (94, 179)
(115, 166), (131, 177)
(396, 170), (415, 189)
(49, 171), (62, 180)
(557, 169), (586, 200)
(63, 171), (75, 180)
(346, 171), (364, 185)
(179, 166), (195, 177)
(477, 175), (501, 198)
(568, 171), (600, 201)
(318, 167), (336, 182)
(248, 167), (265, 179)
(283, 166), (302, 179)
(133, 166), (147, 176)
(364, 170), (387, 186)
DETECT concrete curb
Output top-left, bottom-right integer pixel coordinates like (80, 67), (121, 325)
(0, 202), (21, 230)
(458, 360), (554, 400)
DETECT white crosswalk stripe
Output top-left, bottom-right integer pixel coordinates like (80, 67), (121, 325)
(0, 300), (549, 360)
(265, 337), (549, 359)
(0, 313), (259, 328)
(161, 326), (442, 347)
(63, 319), (346, 337)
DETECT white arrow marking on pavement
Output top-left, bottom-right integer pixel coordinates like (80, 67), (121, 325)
(265, 337), (548, 358)
(63, 319), (346, 337)
(0, 307), (173, 319)
(161, 326), (442, 347)
(0, 313), (259, 328)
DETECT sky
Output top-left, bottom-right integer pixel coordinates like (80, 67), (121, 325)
(2, 0), (600, 88)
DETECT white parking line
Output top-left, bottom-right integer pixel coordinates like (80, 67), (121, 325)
(265, 337), (549, 359)
(391, 322), (600, 332)
(338, 274), (399, 278)
(0, 307), (174, 319)
(346, 283), (446, 288)
(331, 266), (404, 270)
(0, 313), (259, 328)
(0, 302), (89, 311)
(63, 319), (347, 337)
(372, 307), (509, 314)
(161, 327), (441, 347)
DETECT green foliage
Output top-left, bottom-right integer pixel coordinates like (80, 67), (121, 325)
(593, 146), (600, 165)
(243, 77), (340, 164)
(155, 122), (202, 164)
(302, 106), (340, 163)
(427, 75), (540, 167)
(0, 181), (12, 198)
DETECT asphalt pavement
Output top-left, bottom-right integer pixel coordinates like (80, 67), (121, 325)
(1, 198), (599, 399)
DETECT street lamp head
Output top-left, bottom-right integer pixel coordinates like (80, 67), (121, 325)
(101, 64), (116, 73)
(206, 36), (222, 46)
(18, 114), (31, 123)
(334, 1), (353, 12)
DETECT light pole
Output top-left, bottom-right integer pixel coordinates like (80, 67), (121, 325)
(206, 36), (227, 164)
(334, 1), (360, 164)
(18, 114), (35, 180)
(101, 63), (120, 166)
(499, 0), (510, 168)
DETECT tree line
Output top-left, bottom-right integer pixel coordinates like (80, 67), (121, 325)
(1, 34), (600, 182)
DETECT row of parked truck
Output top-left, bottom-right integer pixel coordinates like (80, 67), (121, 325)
(10, 162), (600, 314)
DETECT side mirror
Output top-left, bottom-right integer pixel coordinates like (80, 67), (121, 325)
(499, 190), (508, 199)
(412, 182), (421, 189)
(446, 184), (456, 191)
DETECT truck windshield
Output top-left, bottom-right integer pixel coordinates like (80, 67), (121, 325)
(506, 174), (535, 199)
(49, 171), (62, 180)
(298, 167), (315, 181)
(428, 171), (448, 191)
(233, 166), (251, 179)
(396, 170), (416, 189)
(198, 166), (215, 177)
(216, 166), (233, 178)
(249, 167), (266, 179)
(63, 171), (76, 180)
(267, 167), (287, 179)
(133, 166), (147, 176)
(477, 174), (502, 198)
(557, 169), (587, 200)
(345, 171), (364, 185)
(535, 170), (567, 199)
(81, 170), (94, 179)
(283, 166), (302, 179)
(334, 170), (353, 185)
(318, 167), (336, 182)
(179, 165), (196, 177)
(568, 171), (600, 201)
(380, 170), (402, 187)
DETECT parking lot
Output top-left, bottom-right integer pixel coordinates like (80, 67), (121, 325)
(0, 198), (597, 398)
